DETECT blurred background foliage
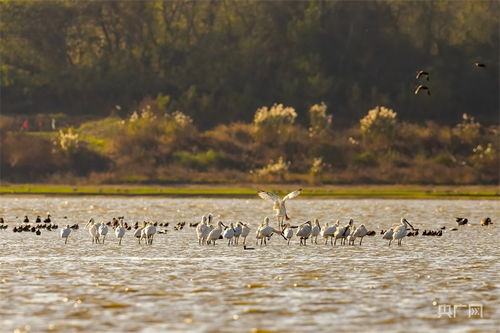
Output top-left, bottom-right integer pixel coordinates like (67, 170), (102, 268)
(1, 0), (498, 127)
(0, 0), (498, 185)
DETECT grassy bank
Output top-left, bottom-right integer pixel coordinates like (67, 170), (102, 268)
(0, 184), (498, 199)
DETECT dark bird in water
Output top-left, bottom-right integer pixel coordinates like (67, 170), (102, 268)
(35, 216), (41, 223)
(480, 217), (492, 226)
(456, 217), (468, 226)
(35, 229), (41, 236)
(23, 216), (29, 223)
(416, 70), (430, 81)
(415, 85), (431, 95)
(473, 63), (486, 68)
(44, 214), (51, 223)
(366, 230), (376, 236)
(440, 226), (446, 230)
(243, 245), (255, 250)
(0, 217), (4, 223)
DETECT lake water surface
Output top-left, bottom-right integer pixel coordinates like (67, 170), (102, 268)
(0, 197), (498, 332)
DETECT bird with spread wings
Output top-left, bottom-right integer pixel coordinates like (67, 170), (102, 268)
(257, 189), (301, 229)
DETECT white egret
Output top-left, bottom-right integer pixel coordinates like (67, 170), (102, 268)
(223, 223), (235, 246)
(310, 219), (321, 244)
(115, 223), (125, 245)
(320, 221), (338, 245)
(233, 222), (243, 245)
(134, 227), (143, 244)
(258, 189), (302, 229)
(256, 217), (282, 246)
(240, 222), (251, 245)
(196, 216), (207, 245)
(207, 221), (224, 245)
(390, 218), (415, 246)
(334, 219), (353, 246)
(60, 225), (71, 244)
(349, 224), (368, 246)
(296, 221), (312, 246)
(382, 229), (394, 243)
(283, 223), (294, 245)
(85, 218), (100, 244)
(141, 223), (156, 245)
(201, 214), (214, 245)
(98, 223), (109, 244)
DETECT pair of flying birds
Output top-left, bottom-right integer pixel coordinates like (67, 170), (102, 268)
(414, 62), (486, 96)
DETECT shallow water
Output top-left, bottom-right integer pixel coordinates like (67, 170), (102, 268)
(0, 197), (498, 332)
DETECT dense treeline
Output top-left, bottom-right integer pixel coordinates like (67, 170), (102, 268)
(1, 0), (499, 128)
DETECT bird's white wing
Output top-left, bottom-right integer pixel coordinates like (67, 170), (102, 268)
(283, 189), (302, 201)
(258, 191), (280, 202)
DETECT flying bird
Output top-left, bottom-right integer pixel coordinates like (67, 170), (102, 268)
(415, 85), (431, 95)
(258, 189), (302, 229)
(416, 70), (430, 81)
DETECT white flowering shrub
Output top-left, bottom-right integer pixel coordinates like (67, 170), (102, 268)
(255, 157), (290, 178)
(167, 111), (193, 130)
(309, 157), (324, 175)
(360, 106), (397, 135)
(253, 103), (297, 140)
(309, 102), (332, 136)
(471, 143), (496, 162)
(129, 104), (156, 122)
(453, 113), (481, 144)
(359, 106), (397, 148)
(55, 128), (80, 154)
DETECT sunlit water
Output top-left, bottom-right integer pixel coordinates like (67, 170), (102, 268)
(0, 197), (498, 332)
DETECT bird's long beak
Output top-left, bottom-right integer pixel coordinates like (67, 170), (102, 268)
(405, 219), (415, 230)
(221, 222), (226, 228)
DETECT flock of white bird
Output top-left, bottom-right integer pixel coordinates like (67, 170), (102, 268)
(56, 189), (433, 247)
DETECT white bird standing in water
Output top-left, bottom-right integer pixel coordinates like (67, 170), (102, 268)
(223, 222), (236, 246)
(134, 227), (143, 244)
(207, 221), (224, 245)
(141, 223), (157, 245)
(233, 222), (243, 245)
(310, 219), (321, 244)
(99, 223), (109, 244)
(85, 218), (100, 244)
(334, 219), (353, 246)
(240, 222), (251, 245)
(196, 215), (208, 245)
(256, 217), (279, 246)
(296, 221), (312, 246)
(115, 223), (125, 245)
(320, 221), (338, 245)
(258, 189), (302, 229)
(60, 225), (71, 244)
(283, 223), (294, 245)
(390, 218), (414, 246)
(382, 228), (394, 243)
(349, 223), (368, 246)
